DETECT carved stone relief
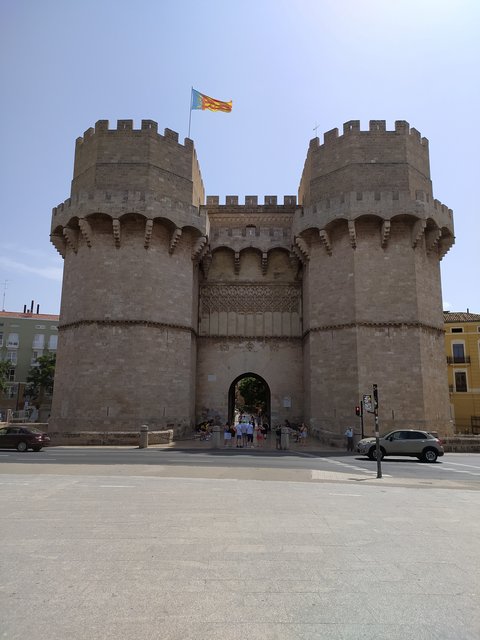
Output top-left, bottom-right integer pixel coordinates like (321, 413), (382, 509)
(200, 284), (301, 314)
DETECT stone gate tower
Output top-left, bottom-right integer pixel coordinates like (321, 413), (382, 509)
(50, 119), (454, 437)
(296, 120), (454, 434)
(50, 120), (206, 431)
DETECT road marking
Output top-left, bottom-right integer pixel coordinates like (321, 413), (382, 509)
(442, 461), (480, 470)
(98, 485), (137, 488)
(322, 457), (392, 477)
(423, 465), (480, 477)
(328, 492), (362, 497)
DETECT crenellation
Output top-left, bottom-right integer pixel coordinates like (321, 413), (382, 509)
(343, 120), (360, 134)
(369, 120), (386, 131)
(117, 119), (133, 130)
(410, 127), (421, 142)
(164, 128), (179, 142)
(204, 195), (296, 207)
(323, 128), (339, 143)
(395, 120), (410, 134)
(141, 119), (158, 132)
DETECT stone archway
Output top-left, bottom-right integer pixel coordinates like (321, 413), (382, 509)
(228, 372), (271, 427)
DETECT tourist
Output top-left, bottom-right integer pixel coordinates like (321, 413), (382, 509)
(299, 422), (307, 446)
(224, 422), (232, 447)
(246, 420), (254, 447)
(275, 425), (282, 450)
(344, 426), (354, 452)
(236, 422), (244, 448)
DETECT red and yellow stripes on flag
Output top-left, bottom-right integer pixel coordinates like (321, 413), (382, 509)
(191, 88), (232, 113)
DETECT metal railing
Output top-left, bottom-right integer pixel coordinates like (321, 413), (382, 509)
(447, 355), (471, 364)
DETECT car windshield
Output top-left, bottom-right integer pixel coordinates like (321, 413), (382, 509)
(27, 428), (43, 434)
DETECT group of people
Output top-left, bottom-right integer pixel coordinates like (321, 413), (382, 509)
(223, 416), (268, 448)
(223, 418), (309, 449)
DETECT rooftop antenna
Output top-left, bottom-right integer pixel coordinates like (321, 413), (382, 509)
(1, 280), (8, 311)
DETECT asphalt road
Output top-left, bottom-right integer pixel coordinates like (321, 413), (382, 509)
(1, 446), (479, 489)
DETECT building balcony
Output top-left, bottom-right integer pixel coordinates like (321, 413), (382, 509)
(447, 355), (471, 364)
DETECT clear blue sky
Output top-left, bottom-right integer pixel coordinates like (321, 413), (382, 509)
(1, 0), (479, 315)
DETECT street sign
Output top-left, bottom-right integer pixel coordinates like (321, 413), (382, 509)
(363, 393), (373, 413)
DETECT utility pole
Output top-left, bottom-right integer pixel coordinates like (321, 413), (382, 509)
(1, 280), (8, 311)
(373, 384), (382, 479)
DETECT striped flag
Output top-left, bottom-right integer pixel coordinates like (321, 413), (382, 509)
(191, 88), (232, 113)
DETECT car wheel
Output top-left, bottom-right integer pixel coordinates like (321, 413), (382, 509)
(16, 441), (28, 452)
(421, 448), (438, 463)
(32, 446), (42, 452)
(368, 446), (385, 461)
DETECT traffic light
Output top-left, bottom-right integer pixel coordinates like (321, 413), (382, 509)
(355, 405), (361, 416)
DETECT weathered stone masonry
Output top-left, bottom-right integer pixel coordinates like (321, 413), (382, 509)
(49, 118), (455, 436)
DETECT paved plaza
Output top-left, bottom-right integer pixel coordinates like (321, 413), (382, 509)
(1, 462), (479, 640)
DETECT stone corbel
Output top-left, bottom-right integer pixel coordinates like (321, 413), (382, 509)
(63, 228), (78, 253)
(381, 220), (391, 248)
(192, 236), (207, 261)
(426, 227), (441, 252)
(144, 219), (153, 249)
(169, 228), (182, 255)
(411, 219), (426, 248)
(438, 235), (455, 261)
(50, 234), (66, 258)
(348, 220), (357, 248)
(234, 251), (240, 274)
(295, 236), (310, 261)
(78, 218), (93, 248)
(319, 229), (332, 255)
(112, 219), (121, 248)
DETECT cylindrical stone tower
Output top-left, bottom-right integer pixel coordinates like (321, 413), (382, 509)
(49, 119), (206, 433)
(294, 120), (455, 435)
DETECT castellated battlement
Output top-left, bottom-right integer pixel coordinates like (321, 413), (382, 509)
(310, 119), (428, 148)
(71, 119), (204, 208)
(300, 120), (433, 205)
(75, 119), (192, 148)
(205, 195), (297, 207)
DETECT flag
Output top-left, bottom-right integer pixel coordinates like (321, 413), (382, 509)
(191, 88), (232, 113)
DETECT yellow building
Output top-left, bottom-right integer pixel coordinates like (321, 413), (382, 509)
(444, 311), (480, 434)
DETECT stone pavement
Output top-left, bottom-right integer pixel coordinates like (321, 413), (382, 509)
(1, 465), (479, 640)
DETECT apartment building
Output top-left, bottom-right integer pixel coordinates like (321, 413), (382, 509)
(0, 308), (59, 420)
(444, 311), (480, 434)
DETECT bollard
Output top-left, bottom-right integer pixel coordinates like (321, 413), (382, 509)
(212, 424), (223, 449)
(281, 426), (290, 450)
(139, 424), (149, 449)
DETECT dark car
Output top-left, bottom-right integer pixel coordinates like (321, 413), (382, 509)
(357, 429), (444, 463)
(0, 426), (51, 452)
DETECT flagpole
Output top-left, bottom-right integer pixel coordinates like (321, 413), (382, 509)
(188, 87), (193, 139)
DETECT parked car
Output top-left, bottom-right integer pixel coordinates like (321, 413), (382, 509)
(356, 429), (444, 463)
(0, 426), (50, 452)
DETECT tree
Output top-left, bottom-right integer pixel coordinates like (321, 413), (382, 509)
(0, 360), (11, 393)
(26, 352), (56, 404)
(237, 376), (267, 413)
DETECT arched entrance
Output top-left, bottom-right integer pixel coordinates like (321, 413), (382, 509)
(228, 373), (271, 427)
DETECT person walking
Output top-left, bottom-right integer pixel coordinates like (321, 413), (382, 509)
(236, 422), (244, 448)
(275, 425), (282, 450)
(299, 422), (307, 446)
(344, 426), (354, 452)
